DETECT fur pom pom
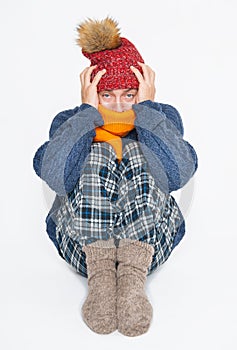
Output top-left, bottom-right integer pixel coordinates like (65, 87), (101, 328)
(75, 16), (121, 53)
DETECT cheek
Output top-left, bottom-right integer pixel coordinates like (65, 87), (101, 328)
(122, 98), (136, 105)
(98, 97), (108, 107)
(98, 96), (116, 107)
(99, 99), (114, 109)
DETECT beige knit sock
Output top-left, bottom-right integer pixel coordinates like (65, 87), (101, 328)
(117, 239), (154, 337)
(81, 238), (117, 334)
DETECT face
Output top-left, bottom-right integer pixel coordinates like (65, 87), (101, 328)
(98, 89), (138, 112)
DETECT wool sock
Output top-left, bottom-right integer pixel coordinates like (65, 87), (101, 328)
(81, 238), (117, 334)
(116, 238), (154, 336)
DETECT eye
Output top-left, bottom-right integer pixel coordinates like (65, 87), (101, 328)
(124, 90), (137, 99)
(125, 93), (135, 99)
(101, 93), (111, 98)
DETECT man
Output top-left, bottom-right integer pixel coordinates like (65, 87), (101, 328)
(33, 16), (198, 337)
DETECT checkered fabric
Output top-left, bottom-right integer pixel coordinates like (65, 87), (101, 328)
(55, 141), (182, 277)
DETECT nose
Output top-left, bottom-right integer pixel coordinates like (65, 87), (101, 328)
(114, 96), (123, 112)
(108, 96), (123, 112)
(115, 96), (121, 103)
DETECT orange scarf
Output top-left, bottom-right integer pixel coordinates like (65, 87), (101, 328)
(93, 104), (136, 162)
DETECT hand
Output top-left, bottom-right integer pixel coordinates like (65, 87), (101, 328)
(130, 62), (156, 103)
(80, 65), (106, 108)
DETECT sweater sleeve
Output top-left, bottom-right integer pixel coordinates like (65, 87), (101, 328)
(132, 100), (198, 193)
(33, 103), (104, 196)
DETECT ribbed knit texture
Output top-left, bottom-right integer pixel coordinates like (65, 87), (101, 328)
(116, 239), (155, 336)
(81, 239), (117, 334)
(93, 104), (135, 162)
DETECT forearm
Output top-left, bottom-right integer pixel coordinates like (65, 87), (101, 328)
(33, 105), (104, 195)
(133, 102), (198, 192)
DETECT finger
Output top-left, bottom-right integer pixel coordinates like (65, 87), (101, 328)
(80, 67), (90, 83)
(137, 62), (149, 81)
(138, 62), (155, 83)
(130, 65), (144, 83)
(80, 65), (94, 79)
(83, 65), (98, 85)
(91, 68), (106, 86)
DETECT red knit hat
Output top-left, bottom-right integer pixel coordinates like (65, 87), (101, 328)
(75, 17), (145, 91)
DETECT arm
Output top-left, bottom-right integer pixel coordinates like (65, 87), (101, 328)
(133, 100), (198, 193)
(138, 100), (184, 136)
(33, 65), (107, 196)
(33, 103), (104, 196)
(130, 63), (198, 193)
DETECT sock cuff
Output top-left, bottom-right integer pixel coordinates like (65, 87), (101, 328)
(82, 239), (116, 261)
(84, 238), (116, 248)
(117, 239), (154, 267)
(118, 239), (154, 255)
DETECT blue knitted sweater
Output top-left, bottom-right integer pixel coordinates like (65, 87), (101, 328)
(33, 100), (198, 253)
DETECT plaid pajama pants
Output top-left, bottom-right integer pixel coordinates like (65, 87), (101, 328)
(55, 141), (182, 277)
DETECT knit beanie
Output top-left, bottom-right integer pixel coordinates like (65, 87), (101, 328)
(75, 16), (145, 91)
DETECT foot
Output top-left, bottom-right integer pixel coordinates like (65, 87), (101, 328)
(116, 239), (154, 336)
(81, 239), (117, 334)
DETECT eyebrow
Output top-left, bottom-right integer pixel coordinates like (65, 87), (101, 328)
(100, 89), (137, 93)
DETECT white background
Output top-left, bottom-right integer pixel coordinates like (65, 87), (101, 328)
(1, 0), (237, 349)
